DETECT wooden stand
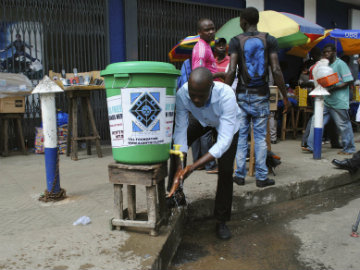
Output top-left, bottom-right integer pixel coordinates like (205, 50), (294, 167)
(66, 90), (102, 160)
(108, 162), (168, 236)
(281, 106), (298, 140)
(0, 113), (27, 157)
(295, 106), (313, 134)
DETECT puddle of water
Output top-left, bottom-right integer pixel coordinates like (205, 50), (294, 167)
(170, 183), (360, 270)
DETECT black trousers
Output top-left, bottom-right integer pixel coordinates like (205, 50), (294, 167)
(349, 151), (360, 168)
(168, 118), (239, 222)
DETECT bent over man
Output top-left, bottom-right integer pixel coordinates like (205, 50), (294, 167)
(168, 67), (240, 240)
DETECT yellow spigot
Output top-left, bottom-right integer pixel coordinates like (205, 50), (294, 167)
(169, 144), (184, 162)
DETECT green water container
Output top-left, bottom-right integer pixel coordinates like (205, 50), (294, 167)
(101, 61), (180, 164)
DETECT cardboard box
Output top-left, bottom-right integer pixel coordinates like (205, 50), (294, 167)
(0, 96), (25, 113)
(269, 86), (279, 111)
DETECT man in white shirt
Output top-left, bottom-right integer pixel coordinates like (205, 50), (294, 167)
(168, 67), (240, 240)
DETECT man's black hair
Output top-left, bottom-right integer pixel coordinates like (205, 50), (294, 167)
(323, 43), (336, 52)
(240, 7), (259, 25)
(341, 55), (350, 65)
(309, 47), (321, 60)
(16, 33), (21, 38)
(190, 67), (213, 84)
(197, 18), (211, 31)
(215, 38), (227, 45)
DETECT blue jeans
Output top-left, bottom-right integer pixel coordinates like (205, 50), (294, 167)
(235, 93), (269, 181)
(307, 106), (355, 153)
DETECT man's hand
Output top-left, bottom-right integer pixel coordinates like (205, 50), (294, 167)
(179, 165), (193, 180)
(167, 165), (193, 197)
(282, 98), (291, 114)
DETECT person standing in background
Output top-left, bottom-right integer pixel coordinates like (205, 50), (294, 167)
(225, 7), (289, 188)
(192, 18), (223, 80)
(214, 37), (229, 81)
(190, 18), (223, 174)
(306, 43), (355, 155)
(214, 37), (238, 91)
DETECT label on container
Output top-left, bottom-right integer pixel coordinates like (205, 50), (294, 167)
(107, 94), (124, 147)
(107, 88), (175, 148)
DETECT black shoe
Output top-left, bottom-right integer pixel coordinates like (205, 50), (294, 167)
(331, 144), (343, 149)
(331, 159), (357, 174)
(256, 178), (275, 188)
(216, 222), (231, 240)
(233, 176), (245, 185)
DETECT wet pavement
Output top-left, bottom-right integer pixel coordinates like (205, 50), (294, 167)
(170, 182), (360, 270)
(1, 139), (360, 270)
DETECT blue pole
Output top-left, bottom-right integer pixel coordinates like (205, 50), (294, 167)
(108, 0), (126, 63)
(313, 97), (324, 159)
(44, 147), (60, 193)
(40, 93), (61, 193)
(32, 76), (65, 199)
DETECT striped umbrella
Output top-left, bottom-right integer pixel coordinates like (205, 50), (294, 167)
(215, 10), (325, 49)
(168, 35), (216, 62)
(287, 29), (360, 57)
(168, 10), (324, 62)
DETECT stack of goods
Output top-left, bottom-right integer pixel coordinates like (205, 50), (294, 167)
(294, 86), (299, 102)
(34, 125), (68, 154)
(353, 85), (360, 102)
(298, 87), (308, 107)
(34, 127), (45, 154)
(57, 125), (68, 154)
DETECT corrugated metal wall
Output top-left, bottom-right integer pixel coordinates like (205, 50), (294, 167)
(1, 0), (241, 150)
(137, 0), (241, 68)
(0, 0), (109, 148)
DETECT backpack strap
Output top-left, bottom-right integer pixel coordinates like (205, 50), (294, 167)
(237, 32), (269, 87)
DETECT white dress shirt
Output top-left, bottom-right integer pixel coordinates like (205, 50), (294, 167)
(173, 81), (241, 159)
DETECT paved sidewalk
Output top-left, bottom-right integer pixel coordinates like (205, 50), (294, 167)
(0, 140), (359, 270)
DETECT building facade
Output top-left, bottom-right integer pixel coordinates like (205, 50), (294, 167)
(108, 0), (360, 63)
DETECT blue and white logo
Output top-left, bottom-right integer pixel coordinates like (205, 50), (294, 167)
(130, 92), (161, 132)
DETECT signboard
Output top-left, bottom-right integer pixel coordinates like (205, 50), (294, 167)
(107, 87), (175, 148)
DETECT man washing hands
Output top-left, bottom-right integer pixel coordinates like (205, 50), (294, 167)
(168, 67), (240, 240)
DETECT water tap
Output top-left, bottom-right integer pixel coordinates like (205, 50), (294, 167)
(169, 144), (184, 163)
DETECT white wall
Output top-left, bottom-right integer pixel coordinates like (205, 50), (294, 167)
(304, 0), (317, 24)
(246, 0), (264, 11)
(349, 9), (360, 29)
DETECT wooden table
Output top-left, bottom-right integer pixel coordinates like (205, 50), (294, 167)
(65, 87), (103, 161)
(49, 70), (104, 161)
(108, 162), (168, 236)
(0, 113), (27, 156)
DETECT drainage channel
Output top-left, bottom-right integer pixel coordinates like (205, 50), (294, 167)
(169, 182), (360, 270)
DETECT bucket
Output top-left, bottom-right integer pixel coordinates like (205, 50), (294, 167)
(101, 61), (180, 164)
(317, 72), (339, 88)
